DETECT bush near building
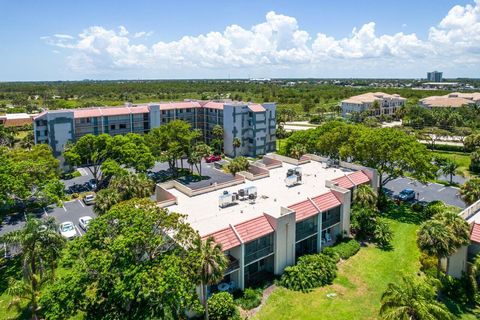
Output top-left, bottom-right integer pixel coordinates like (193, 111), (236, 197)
(207, 292), (240, 320)
(279, 253), (337, 293)
(235, 288), (263, 310)
(322, 239), (360, 261)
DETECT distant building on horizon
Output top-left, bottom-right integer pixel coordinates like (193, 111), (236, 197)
(427, 71), (443, 82)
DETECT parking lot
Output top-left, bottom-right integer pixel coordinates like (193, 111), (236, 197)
(384, 176), (466, 209)
(0, 199), (96, 238)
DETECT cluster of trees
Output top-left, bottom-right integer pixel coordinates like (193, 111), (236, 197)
(283, 121), (436, 188)
(402, 105), (480, 131)
(0, 144), (64, 211)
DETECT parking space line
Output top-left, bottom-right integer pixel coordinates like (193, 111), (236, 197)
(438, 187), (446, 192)
(43, 208), (48, 216)
(78, 199), (85, 207)
(75, 225), (83, 236)
(62, 204), (67, 212)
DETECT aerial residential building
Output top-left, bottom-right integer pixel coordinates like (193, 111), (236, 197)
(155, 153), (378, 290)
(427, 71), (443, 82)
(33, 100), (276, 159)
(340, 92), (406, 117)
(419, 92), (480, 109)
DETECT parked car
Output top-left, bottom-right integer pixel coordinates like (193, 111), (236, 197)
(59, 222), (77, 240)
(205, 155), (221, 163)
(87, 179), (97, 190)
(398, 188), (416, 201)
(79, 216), (93, 231)
(83, 194), (96, 205)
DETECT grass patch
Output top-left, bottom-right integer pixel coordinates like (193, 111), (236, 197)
(256, 217), (421, 320)
(430, 150), (472, 178)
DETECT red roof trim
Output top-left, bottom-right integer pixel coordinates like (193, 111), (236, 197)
(202, 226), (241, 251)
(471, 223), (480, 243)
(288, 199), (319, 222)
(311, 191), (341, 212)
(234, 215), (274, 243)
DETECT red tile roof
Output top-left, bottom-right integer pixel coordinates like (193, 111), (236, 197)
(202, 226), (241, 251)
(471, 223), (480, 243)
(158, 101), (201, 110)
(130, 105), (150, 114)
(203, 101), (225, 110)
(331, 175), (354, 189)
(348, 171), (370, 186)
(331, 171), (370, 189)
(248, 104), (266, 112)
(288, 199), (319, 222)
(311, 191), (341, 212)
(74, 108), (103, 118)
(100, 107), (132, 116)
(235, 215), (274, 243)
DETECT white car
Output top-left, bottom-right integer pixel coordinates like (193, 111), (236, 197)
(79, 216), (93, 231)
(59, 221), (77, 240)
(83, 194), (95, 205)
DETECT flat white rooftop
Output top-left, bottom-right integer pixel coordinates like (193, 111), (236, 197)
(166, 161), (354, 236)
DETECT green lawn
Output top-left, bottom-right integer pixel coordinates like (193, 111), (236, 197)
(256, 218), (420, 320)
(430, 150), (472, 178)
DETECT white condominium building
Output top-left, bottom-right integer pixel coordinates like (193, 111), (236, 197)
(341, 92), (406, 117)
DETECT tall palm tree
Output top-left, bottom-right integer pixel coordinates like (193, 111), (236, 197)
(441, 160), (458, 184)
(195, 236), (228, 320)
(460, 178), (480, 205)
(94, 188), (122, 215)
(380, 276), (453, 320)
(353, 185), (378, 210)
(434, 210), (470, 249)
(109, 173), (154, 200)
(417, 219), (453, 277)
(2, 217), (65, 319)
(232, 137), (241, 158)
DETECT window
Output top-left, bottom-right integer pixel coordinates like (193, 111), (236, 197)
(119, 124), (127, 129)
(110, 124), (116, 130)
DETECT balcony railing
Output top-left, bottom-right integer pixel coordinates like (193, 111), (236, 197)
(296, 226), (318, 242)
(224, 255), (240, 275)
(244, 245), (274, 265)
(322, 214), (341, 230)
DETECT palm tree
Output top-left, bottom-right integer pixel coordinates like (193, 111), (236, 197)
(441, 160), (458, 184)
(94, 188), (122, 215)
(380, 276), (453, 320)
(417, 219), (453, 277)
(460, 178), (480, 205)
(195, 236), (228, 320)
(232, 137), (241, 158)
(434, 210), (470, 249)
(2, 217), (65, 319)
(109, 173), (154, 200)
(289, 144), (307, 160)
(353, 185), (378, 210)
(212, 125), (224, 140)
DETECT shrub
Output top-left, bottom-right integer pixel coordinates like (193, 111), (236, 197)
(279, 253), (337, 292)
(419, 253), (437, 271)
(322, 239), (361, 260)
(373, 219), (393, 248)
(236, 288), (262, 310)
(72, 193), (79, 199)
(207, 292), (240, 320)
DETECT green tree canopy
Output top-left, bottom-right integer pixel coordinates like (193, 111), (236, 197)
(41, 199), (201, 319)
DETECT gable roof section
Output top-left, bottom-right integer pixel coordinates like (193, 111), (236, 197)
(158, 101), (201, 110)
(331, 175), (355, 189)
(471, 223), (480, 243)
(203, 101), (225, 110)
(248, 104), (266, 112)
(347, 171), (370, 186)
(234, 215), (274, 243)
(202, 226), (241, 251)
(311, 191), (341, 212)
(288, 199), (319, 222)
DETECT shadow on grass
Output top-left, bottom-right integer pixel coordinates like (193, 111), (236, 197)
(0, 256), (23, 295)
(381, 204), (424, 225)
(443, 297), (479, 319)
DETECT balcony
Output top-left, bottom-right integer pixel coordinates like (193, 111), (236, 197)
(322, 211), (341, 230)
(244, 245), (274, 265)
(224, 254), (240, 275)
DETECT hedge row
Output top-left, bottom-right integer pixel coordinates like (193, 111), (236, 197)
(279, 253), (337, 293)
(322, 239), (360, 261)
(423, 143), (465, 152)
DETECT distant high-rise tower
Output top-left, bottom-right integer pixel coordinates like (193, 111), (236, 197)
(427, 71), (443, 82)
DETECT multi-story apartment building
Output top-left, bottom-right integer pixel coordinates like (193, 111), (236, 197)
(155, 154), (378, 290)
(33, 100), (276, 159)
(419, 92), (480, 109)
(427, 71), (443, 82)
(341, 92), (406, 117)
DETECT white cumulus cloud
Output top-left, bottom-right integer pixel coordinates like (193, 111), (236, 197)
(42, 2), (480, 77)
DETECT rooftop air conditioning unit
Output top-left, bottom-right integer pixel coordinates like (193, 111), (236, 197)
(219, 192), (237, 208)
(238, 186), (257, 200)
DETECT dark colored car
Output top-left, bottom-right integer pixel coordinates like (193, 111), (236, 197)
(398, 188), (416, 201)
(205, 155), (221, 163)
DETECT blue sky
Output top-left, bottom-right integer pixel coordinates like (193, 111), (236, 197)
(1, 0), (479, 80)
